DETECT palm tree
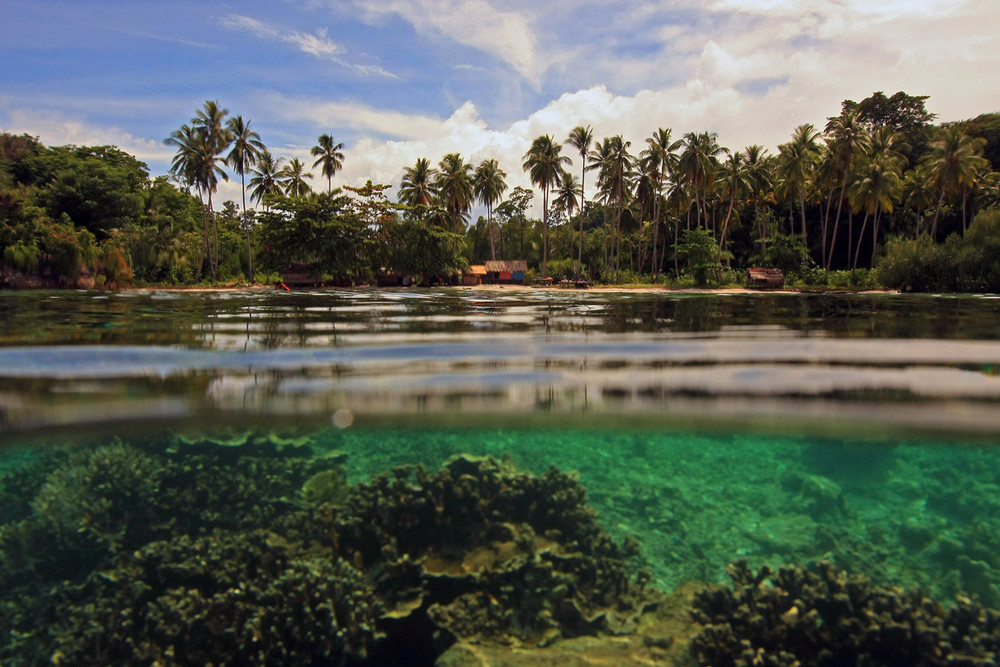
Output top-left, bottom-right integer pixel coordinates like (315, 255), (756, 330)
(823, 111), (865, 268)
(553, 171), (582, 225)
(923, 126), (989, 240)
(399, 158), (438, 207)
(639, 128), (681, 277)
(473, 158), (508, 260)
(195, 101), (232, 278)
(226, 115), (265, 281)
(565, 125), (594, 279)
(743, 145), (773, 255)
(280, 158), (313, 197)
(435, 153), (474, 233)
(848, 127), (904, 268)
(311, 134), (345, 193)
(678, 131), (723, 232)
(776, 123), (822, 248)
(716, 149), (751, 253)
(591, 136), (633, 278)
(522, 135), (570, 278)
(249, 150), (285, 210)
(165, 123), (211, 278)
(165, 101), (232, 279)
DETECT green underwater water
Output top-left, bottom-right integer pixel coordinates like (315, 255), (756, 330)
(6, 424), (997, 604)
(320, 426), (1000, 602)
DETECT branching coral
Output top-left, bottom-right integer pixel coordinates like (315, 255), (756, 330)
(691, 559), (1000, 666)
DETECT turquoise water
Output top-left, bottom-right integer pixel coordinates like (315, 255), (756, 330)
(2, 289), (1000, 664)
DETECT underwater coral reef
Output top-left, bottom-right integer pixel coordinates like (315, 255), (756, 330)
(2, 430), (1000, 665)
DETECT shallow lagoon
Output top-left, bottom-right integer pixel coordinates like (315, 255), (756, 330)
(2, 288), (1000, 664)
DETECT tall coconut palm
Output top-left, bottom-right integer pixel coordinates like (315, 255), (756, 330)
(716, 149), (751, 253)
(473, 158), (508, 260)
(280, 158), (313, 197)
(166, 102), (232, 279)
(399, 158), (438, 207)
(902, 164), (936, 238)
(311, 134), (345, 193)
(249, 150), (285, 210)
(776, 123), (822, 249)
(923, 126), (989, 240)
(195, 100), (232, 278)
(743, 145), (773, 254)
(565, 125), (594, 279)
(848, 128), (904, 268)
(640, 128), (681, 277)
(226, 115), (265, 280)
(435, 153), (474, 233)
(678, 131), (722, 231)
(522, 135), (570, 278)
(553, 171), (582, 225)
(594, 136), (633, 278)
(165, 123), (211, 278)
(823, 110), (865, 268)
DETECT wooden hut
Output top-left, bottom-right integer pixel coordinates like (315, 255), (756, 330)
(463, 265), (487, 286)
(484, 260), (528, 284)
(748, 268), (785, 289)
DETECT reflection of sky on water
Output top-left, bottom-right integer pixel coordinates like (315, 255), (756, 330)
(3, 289), (1000, 435)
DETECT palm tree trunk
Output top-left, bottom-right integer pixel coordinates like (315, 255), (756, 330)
(578, 163), (585, 280)
(847, 210), (854, 266)
(209, 190), (219, 279)
(241, 169), (253, 282)
(488, 204), (496, 261)
(853, 211), (870, 270)
(719, 192), (736, 253)
(930, 189), (946, 241)
(961, 187), (968, 235)
(542, 186), (549, 279)
(196, 188), (208, 280)
(871, 209), (881, 267)
(799, 189), (808, 247)
(826, 180), (848, 269)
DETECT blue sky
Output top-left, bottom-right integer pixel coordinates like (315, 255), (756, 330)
(2, 0), (999, 207)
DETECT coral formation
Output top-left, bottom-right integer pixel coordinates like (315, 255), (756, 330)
(50, 531), (380, 666)
(0, 438), (653, 665)
(691, 559), (1000, 666)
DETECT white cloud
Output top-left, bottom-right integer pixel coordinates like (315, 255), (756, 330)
(221, 14), (396, 79)
(0, 109), (174, 166)
(349, 1), (541, 87)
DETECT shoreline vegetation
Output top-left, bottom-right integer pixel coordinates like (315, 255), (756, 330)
(2, 91), (999, 294)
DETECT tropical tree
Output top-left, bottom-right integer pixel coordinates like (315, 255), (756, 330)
(590, 135), (633, 277)
(165, 101), (232, 279)
(473, 158), (508, 260)
(639, 128), (681, 277)
(249, 150), (285, 210)
(716, 149), (751, 253)
(776, 123), (822, 248)
(678, 131), (723, 232)
(823, 110), (866, 268)
(226, 115), (265, 280)
(280, 158), (313, 197)
(923, 126), (989, 239)
(522, 134), (570, 277)
(311, 134), (345, 193)
(435, 153), (474, 233)
(848, 126), (904, 268)
(399, 157), (438, 207)
(553, 171), (582, 222)
(565, 125), (594, 279)
(743, 145), (774, 254)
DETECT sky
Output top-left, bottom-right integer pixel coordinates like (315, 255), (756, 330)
(2, 0), (999, 210)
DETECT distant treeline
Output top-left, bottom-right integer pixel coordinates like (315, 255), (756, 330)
(1, 91), (999, 290)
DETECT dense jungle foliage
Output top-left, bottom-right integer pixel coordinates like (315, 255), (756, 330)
(1, 92), (999, 290)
